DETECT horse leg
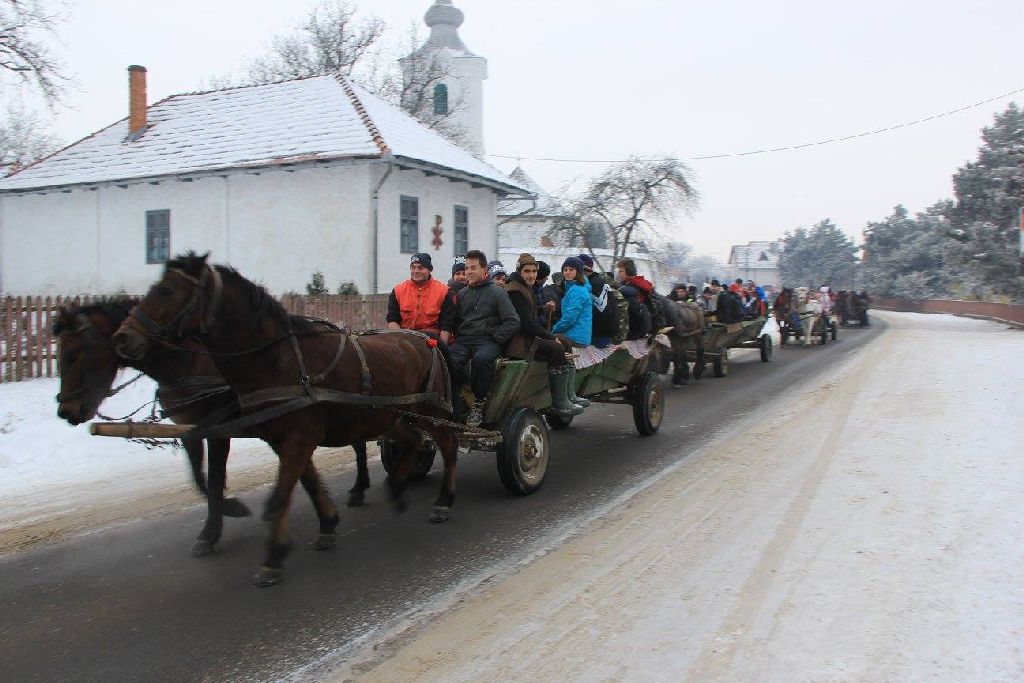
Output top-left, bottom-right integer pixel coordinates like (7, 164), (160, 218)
(427, 427), (458, 523)
(255, 439), (315, 587)
(382, 422), (425, 515)
(191, 437), (244, 556)
(670, 344), (689, 387)
(183, 437), (208, 497)
(346, 441), (370, 507)
(299, 461), (341, 551)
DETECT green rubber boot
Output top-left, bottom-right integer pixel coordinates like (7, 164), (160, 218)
(549, 367), (584, 416)
(565, 365), (591, 407)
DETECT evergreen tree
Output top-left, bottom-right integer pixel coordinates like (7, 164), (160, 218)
(861, 203), (950, 297)
(306, 271), (328, 296)
(778, 219), (858, 288)
(945, 102), (1024, 298)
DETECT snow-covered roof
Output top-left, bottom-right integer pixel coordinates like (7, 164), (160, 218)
(728, 241), (780, 267)
(0, 73), (526, 194)
(497, 166), (565, 218)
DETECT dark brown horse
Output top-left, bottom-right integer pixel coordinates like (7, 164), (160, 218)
(54, 300), (373, 559)
(113, 253), (459, 586)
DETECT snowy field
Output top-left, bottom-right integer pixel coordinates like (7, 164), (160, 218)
(330, 311), (1024, 682)
(0, 374), (364, 552)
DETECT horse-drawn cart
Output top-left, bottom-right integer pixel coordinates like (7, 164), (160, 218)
(93, 342), (664, 499)
(382, 342), (663, 496)
(689, 316), (773, 377)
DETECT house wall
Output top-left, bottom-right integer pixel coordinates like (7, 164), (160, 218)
(0, 162), (374, 295)
(0, 161), (504, 296)
(376, 165), (497, 290)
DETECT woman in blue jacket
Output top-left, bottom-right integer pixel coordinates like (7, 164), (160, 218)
(552, 257), (592, 407)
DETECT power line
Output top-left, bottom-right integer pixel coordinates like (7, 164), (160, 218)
(487, 85), (1024, 164)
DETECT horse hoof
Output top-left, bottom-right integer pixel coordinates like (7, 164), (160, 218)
(391, 497), (408, 515)
(253, 566), (284, 587)
(313, 533), (336, 551)
(191, 540), (216, 557)
(429, 506), (450, 523)
(222, 498), (252, 518)
(346, 491), (365, 507)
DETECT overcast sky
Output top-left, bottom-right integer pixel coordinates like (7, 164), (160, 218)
(19, 0), (1024, 261)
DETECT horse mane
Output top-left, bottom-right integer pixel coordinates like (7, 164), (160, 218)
(53, 298), (139, 335)
(164, 252), (318, 335)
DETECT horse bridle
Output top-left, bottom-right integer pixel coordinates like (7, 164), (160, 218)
(130, 265), (223, 342)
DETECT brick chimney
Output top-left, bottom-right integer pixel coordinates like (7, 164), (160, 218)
(128, 65), (147, 138)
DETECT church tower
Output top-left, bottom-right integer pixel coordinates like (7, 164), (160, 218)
(402, 0), (488, 157)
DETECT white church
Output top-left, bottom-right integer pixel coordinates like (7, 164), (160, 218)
(0, 1), (530, 295)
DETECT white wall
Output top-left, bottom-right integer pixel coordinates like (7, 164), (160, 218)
(0, 161), (504, 295)
(0, 163), (373, 295)
(376, 165), (496, 291)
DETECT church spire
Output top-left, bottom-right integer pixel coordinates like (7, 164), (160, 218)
(422, 0), (474, 55)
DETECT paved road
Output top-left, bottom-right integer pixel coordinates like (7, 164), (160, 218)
(0, 322), (881, 682)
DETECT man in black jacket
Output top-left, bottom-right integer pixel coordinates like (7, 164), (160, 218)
(448, 250), (520, 426)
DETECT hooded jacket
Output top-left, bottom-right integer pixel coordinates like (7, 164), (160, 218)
(552, 279), (592, 345)
(454, 280), (520, 343)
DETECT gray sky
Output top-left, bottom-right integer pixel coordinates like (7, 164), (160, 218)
(21, 0), (1024, 261)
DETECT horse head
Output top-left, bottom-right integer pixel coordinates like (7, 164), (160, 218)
(54, 301), (135, 425)
(114, 251), (221, 362)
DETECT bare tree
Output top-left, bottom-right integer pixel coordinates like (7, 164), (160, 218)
(211, 4), (469, 147)
(551, 156), (699, 272)
(0, 0), (70, 105)
(0, 97), (61, 168)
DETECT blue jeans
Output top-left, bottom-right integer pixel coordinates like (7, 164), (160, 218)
(448, 336), (502, 400)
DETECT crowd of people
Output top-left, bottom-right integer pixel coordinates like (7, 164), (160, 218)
(383, 250), (678, 427)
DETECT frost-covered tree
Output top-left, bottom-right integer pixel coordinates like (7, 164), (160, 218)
(861, 203), (952, 297)
(550, 156), (699, 272)
(778, 219), (858, 288)
(0, 0), (70, 105)
(0, 97), (61, 168)
(944, 102), (1024, 298)
(210, 2), (467, 146)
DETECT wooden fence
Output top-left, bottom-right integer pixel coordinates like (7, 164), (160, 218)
(1, 294), (390, 384)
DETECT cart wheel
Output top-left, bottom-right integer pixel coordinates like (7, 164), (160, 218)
(713, 350), (729, 377)
(760, 334), (773, 362)
(496, 408), (550, 495)
(380, 439), (436, 482)
(545, 413), (574, 430)
(631, 371), (664, 436)
(830, 321), (838, 341)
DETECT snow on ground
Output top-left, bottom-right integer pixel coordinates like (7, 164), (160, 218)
(330, 311), (1024, 682)
(0, 373), (364, 552)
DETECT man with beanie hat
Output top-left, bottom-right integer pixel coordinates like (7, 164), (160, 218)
(386, 252), (456, 343)
(487, 260), (507, 286)
(503, 253), (582, 417)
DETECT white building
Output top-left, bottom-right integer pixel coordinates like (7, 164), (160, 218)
(726, 240), (781, 288)
(0, 2), (525, 296)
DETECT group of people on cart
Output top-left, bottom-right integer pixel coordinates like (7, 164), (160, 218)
(383, 250), (670, 427)
(665, 278), (769, 325)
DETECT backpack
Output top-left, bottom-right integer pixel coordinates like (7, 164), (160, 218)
(717, 291), (743, 324)
(621, 288), (652, 339)
(610, 287), (628, 344)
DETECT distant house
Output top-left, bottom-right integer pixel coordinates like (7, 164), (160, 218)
(726, 240), (781, 288)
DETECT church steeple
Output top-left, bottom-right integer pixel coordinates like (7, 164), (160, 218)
(404, 0), (488, 157)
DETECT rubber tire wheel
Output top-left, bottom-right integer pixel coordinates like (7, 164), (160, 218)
(380, 440), (436, 482)
(545, 412), (574, 430)
(760, 334), (773, 362)
(631, 371), (664, 436)
(712, 351), (728, 377)
(496, 409), (550, 495)
(830, 321), (838, 341)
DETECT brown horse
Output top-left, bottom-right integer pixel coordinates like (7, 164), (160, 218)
(658, 295), (706, 385)
(773, 287), (800, 344)
(54, 300), (373, 559)
(113, 252), (458, 586)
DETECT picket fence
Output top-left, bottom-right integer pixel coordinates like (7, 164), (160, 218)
(0, 294), (389, 383)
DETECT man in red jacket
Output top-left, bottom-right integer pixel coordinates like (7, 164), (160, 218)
(386, 253), (456, 344)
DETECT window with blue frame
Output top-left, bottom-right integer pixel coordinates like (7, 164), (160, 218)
(400, 196), (419, 253)
(433, 83), (449, 115)
(454, 205), (468, 256)
(146, 209), (170, 264)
